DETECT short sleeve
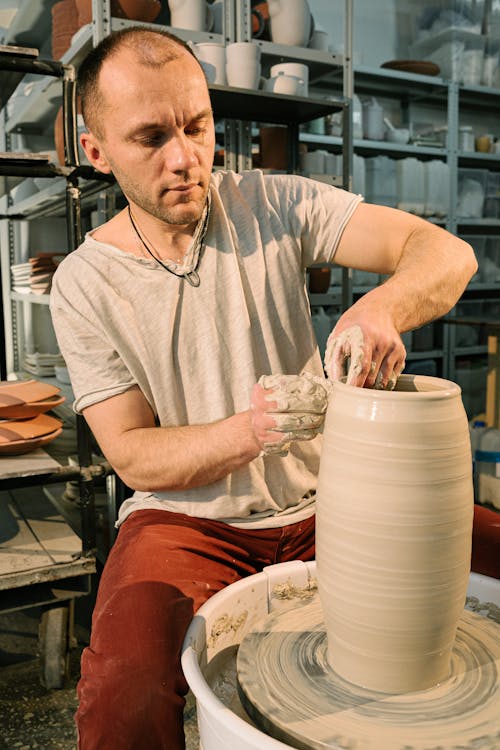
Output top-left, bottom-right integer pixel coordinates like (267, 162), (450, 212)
(50, 262), (136, 414)
(262, 174), (364, 268)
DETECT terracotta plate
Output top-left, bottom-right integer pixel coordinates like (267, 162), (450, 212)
(0, 379), (61, 406)
(381, 59), (441, 76)
(0, 394), (65, 419)
(0, 413), (63, 443)
(0, 427), (63, 456)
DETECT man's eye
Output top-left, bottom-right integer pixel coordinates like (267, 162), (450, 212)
(139, 134), (165, 146)
(186, 126), (205, 137)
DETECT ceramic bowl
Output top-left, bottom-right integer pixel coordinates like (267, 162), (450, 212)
(386, 128), (410, 144)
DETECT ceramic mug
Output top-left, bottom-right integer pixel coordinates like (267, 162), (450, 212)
(226, 41), (261, 89)
(271, 72), (306, 96)
(270, 62), (309, 95)
(168, 0), (213, 31)
(300, 149), (327, 174)
(194, 42), (226, 85)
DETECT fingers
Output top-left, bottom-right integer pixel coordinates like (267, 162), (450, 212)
(324, 324), (407, 390)
(324, 324), (365, 383)
(250, 374), (330, 457)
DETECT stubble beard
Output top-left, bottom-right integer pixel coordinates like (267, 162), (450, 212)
(119, 173), (208, 227)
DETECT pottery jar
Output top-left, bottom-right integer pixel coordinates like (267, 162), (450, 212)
(316, 374), (473, 693)
(75, 0), (161, 25)
(268, 0), (312, 47)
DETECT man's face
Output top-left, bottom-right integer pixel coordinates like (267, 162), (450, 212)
(82, 49), (216, 227)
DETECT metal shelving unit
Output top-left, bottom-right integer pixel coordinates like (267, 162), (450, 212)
(0, 42), (116, 688)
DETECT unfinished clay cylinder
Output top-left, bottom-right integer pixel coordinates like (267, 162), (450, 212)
(316, 374), (473, 693)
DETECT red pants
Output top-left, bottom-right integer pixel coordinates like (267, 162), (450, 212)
(76, 509), (315, 750)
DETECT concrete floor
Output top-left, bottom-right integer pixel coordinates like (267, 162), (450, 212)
(0, 580), (200, 750)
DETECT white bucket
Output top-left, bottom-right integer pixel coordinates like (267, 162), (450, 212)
(181, 561), (500, 750)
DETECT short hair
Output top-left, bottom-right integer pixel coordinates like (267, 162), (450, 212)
(77, 26), (202, 137)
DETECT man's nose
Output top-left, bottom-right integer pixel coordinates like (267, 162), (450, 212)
(165, 133), (198, 172)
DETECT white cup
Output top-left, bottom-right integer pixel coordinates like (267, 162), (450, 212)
(271, 73), (306, 96)
(226, 42), (261, 89)
(194, 42), (226, 85)
(300, 149), (327, 174)
(168, 0), (213, 31)
(270, 62), (309, 95)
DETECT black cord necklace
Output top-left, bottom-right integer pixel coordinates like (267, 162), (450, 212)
(127, 198), (210, 288)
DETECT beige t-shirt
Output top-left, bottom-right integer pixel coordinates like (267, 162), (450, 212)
(50, 169), (362, 527)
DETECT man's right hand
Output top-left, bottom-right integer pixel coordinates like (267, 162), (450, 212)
(250, 372), (330, 456)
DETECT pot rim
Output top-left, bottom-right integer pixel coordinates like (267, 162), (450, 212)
(332, 374), (461, 399)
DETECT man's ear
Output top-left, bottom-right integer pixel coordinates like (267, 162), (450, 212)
(79, 131), (112, 174)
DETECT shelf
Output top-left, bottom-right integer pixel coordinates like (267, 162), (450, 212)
(457, 219), (500, 230)
(458, 152), (500, 169)
(299, 132), (447, 159)
(10, 292), (51, 305)
(406, 349), (444, 360)
(353, 64), (448, 102)
(5, 170), (114, 218)
(209, 84), (344, 125)
(453, 345), (488, 356)
(255, 39), (342, 83)
(459, 84), (500, 110)
(0, 44), (40, 110)
(0, 151), (61, 198)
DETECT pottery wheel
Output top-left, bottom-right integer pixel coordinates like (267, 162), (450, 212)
(236, 593), (500, 750)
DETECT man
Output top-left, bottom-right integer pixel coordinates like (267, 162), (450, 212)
(49, 26), (477, 750)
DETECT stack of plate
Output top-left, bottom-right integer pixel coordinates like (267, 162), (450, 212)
(10, 261), (32, 294)
(29, 252), (64, 295)
(23, 351), (66, 377)
(0, 379), (65, 456)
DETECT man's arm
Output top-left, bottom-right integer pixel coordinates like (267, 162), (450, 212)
(325, 202), (478, 388)
(83, 375), (328, 492)
(83, 385), (261, 492)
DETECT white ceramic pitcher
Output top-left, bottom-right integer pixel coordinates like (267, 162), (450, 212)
(268, 0), (312, 47)
(168, 0), (213, 31)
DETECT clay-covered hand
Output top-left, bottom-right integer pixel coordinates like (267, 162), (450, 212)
(324, 320), (406, 389)
(250, 372), (331, 456)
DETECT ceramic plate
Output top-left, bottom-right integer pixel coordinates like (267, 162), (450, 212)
(0, 395), (65, 419)
(381, 60), (441, 76)
(0, 427), (63, 456)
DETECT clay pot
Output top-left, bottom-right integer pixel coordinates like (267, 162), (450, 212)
(76, 0), (161, 25)
(259, 125), (288, 170)
(308, 267), (331, 293)
(316, 375), (473, 693)
(51, 0), (80, 59)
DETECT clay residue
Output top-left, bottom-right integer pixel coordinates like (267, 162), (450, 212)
(271, 577), (318, 602)
(208, 611), (248, 648)
(466, 596), (500, 624)
(258, 372), (330, 413)
(324, 324), (365, 382)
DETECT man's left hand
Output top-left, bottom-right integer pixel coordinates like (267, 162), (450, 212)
(324, 314), (407, 389)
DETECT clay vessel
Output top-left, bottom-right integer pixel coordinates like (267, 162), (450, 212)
(76, 0), (161, 25)
(51, 0), (80, 60)
(316, 374), (473, 693)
